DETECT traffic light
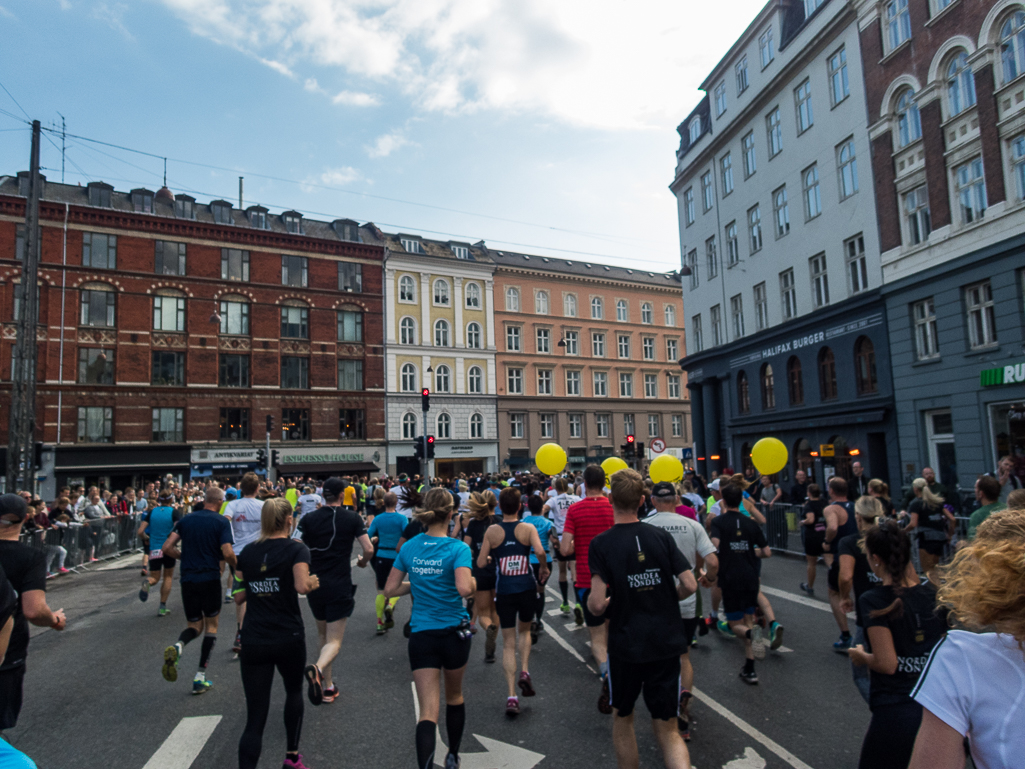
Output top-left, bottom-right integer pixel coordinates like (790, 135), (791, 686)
(271, 450), (280, 467)
(421, 388), (430, 412)
(635, 441), (645, 459)
(620, 442), (630, 458)
(414, 441), (424, 461)
(256, 448), (267, 464)
(33, 442), (43, 469)
(426, 435), (436, 459)
(626, 434), (635, 445)
(266, 415), (274, 434)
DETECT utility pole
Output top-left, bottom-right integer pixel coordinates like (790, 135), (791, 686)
(7, 120), (42, 493)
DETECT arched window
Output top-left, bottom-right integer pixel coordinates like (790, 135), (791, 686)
(564, 294), (577, 317)
(761, 363), (776, 410)
(1002, 12), (1025, 83)
(787, 356), (804, 405)
(80, 282), (116, 328)
(433, 279), (450, 306)
(400, 363), (417, 392)
(947, 52), (976, 116)
(689, 117), (701, 143)
(641, 303), (653, 324)
(591, 297), (604, 320)
(402, 412), (417, 439)
(818, 347), (838, 400)
(897, 89), (921, 147)
(665, 304), (677, 327)
(219, 295), (249, 335)
(535, 291), (549, 315)
(399, 317), (416, 345)
(855, 336), (878, 395)
(737, 370), (751, 414)
(435, 365), (451, 393)
(437, 412), (451, 438)
(616, 299), (628, 322)
(466, 322), (482, 349)
(465, 282), (481, 308)
(467, 366), (483, 394)
(280, 301), (309, 339)
(505, 287), (520, 312)
(470, 413), (484, 438)
(399, 275), (416, 302)
(434, 319), (450, 347)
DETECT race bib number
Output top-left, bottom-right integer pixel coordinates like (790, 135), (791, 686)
(150, 549), (164, 560)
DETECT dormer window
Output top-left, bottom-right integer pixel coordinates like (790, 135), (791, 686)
(332, 219), (361, 242)
(16, 171), (45, 198)
(131, 189), (154, 214)
(247, 206), (268, 229)
(282, 211), (303, 234)
(174, 195), (195, 220)
(689, 118), (701, 144)
(401, 238), (424, 254)
(87, 182), (113, 208)
(210, 201), (233, 225)
(451, 244), (469, 260)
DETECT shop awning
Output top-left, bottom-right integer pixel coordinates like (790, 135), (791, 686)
(190, 463), (267, 478)
(276, 461), (380, 475)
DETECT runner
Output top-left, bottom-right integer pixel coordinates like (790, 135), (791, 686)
(709, 482), (771, 684)
(560, 464), (615, 711)
(235, 497), (320, 769)
(223, 473), (264, 653)
(160, 486), (236, 694)
(137, 489), (181, 616)
(823, 477), (858, 652)
(478, 488), (548, 716)
(297, 477), (374, 706)
(798, 484), (827, 596)
(541, 477), (579, 615)
(905, 478), (955, 584)
(588, 470), (695, 769)
(295, 485), (324, 529)
(642, 481), (718, 741)
(522, 495), (554, 644)
(367, 491), (406, 635)
(385, 488), (475, 769)
(463, 492), (500, 663)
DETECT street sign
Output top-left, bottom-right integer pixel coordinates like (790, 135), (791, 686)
(682, 448), (693, 459)
(820, 444), (835, 457)
(650, 438), (666, 454)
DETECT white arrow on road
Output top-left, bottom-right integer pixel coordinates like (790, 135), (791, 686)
(411, 682), (545, 769)
(690, 746), (767, 769)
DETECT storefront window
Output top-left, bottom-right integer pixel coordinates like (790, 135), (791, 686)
(990, 402), (1025, 484)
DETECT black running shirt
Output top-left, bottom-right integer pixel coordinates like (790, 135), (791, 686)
(238, 538), (311, 645)
(0, 541), (47, 670)
(296, 506), (364, 587)
(710, 510), (767, 592)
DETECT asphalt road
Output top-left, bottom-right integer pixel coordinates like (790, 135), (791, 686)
(4, 552), (870, 769)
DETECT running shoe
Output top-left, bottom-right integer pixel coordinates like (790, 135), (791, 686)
(559, 602), (571, 616)
(283, 754), (309, 768)
(573, 603), (584, 626)
(141, 568), (149, 577)
(304, 664), (324, 706)
(697, 616), (711, 636)
(750, 626), (766, 660)
(529, 621), (539, 646)
(518, 671), (535, 697)
(376, 620), (386, 636)
(597, 675), (612, 715)
(716, 620), (736, 638)
(224, 589), (233, 604)
(677, 718), (690, 741)
(89, 557), (99, 563)
(444, 753), (460, 769)
(192, 677), (213, 695)
(321, 686), (339, 704)
(232, 631), (242, 654)
(769, 621), (784, 650)
(59, 567), (69, 574)
(799, 582), (814, 596)
(162, 644), (180, 683)
(739, 668), (759, 685)
(678, 689), (693, 722)
(139, 580), (150, 602)
(158, 607), (170, 617)
(384, 604), (395, 629)
(833, 635), (853, 654)
(484, 624), (498, 663)
(505, 696), (520, 716)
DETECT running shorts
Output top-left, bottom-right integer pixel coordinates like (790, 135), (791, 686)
(918, 538), (945, 557)
(828, 557), (840, 592)
(307, 582), (356, 623)
(575, 587), (607, 627)
(554, 548), (575, 563)
(148, 555), (177, 573)
(371, 556), (395, 591)
(180, 579), (222, 623)
(472, 567), (496, 593)
(0, 665), (25, 730)
(496, 589), (536, 628)
(680, 617), (698, 655)
(722, 589), (759, 621)
(607, 654), (679, 720)
(804, 530), (825, 557)
(408, 628), (472, 671)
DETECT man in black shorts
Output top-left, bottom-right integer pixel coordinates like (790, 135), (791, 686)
(297, 477), (374, 706)
(0, 494), (66, 731)
(709, 482), (771, 685)
(588, 470), (695, 769)
(161, 486), (236, 694)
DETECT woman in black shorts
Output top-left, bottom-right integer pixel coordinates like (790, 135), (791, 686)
(905, 478), (954, 584)
(463, 491), (500, 663)
(800, 484), (827, 595)
(386, 489), (476, 769)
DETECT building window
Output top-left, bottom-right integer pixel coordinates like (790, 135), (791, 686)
(400, 317), (417, 345)
(828, 46), (849, 105)
(706, 237), (718, 279)
(913, 299), (939, 360)
(281, 408), (309, 441)
(618, 334), (631, 358)
(506, 326), (521, 351)
(510, 413), (525, 439)
(767, 107), (783, 157)
(687, 249), (699, 288)
(648, 414), (660, 437)
(219, 408), (250, 441)
(466, 322), (482, 349)
(152, 408), (184, 443)
(731, 294), (745, 338)
(855, 336), (878, 395)
(221, 249), (250, 281)
(401, 363), (417, 392)
(692, 315), (703, 353)
(593, 371), (608, 397)
(773, 186), (790, 237)
(249, 207), (267, 229)
(153, 295), (185, 332)
(537, 369), (553, 395)
(721, 153), (734, 195)
(965, 281), (997, 348)
(1002, 12), (1025, 83)
(468, 366), (483, 394)
(810, 254), (830, 308)
(795, 80), (813, 133)
(535, 328), (550, 354)
(761, 363), (776, 409)
(886, 0), (911, 50)
(338, 310), (363, 342)
(787, 356), (804, 405)
(82, 233), (117, 270)
(211, 202), (233, 225)
(591, 297), (604, 319)
(754, 282), (768, 330)
(281, 255), (308, 288)
(701, 172), (714, 211)
(78, 406), (112, 443)
(80, 287), (115, 327)
(284, 212), (304, 234)
(736, 56), (749, 94)
(281, 357), (309, 389)
(714, 81), (727, 116)
(340, 409), (365, 439)
(624, 414), (635, 435)
(689, 117), (702, 143)
(152, 351), (184, 386)
(338, 262), (362, 293)
(780, 269), (797, 320)
(566, 370), (581, 395)
(535, 290), (549, 315)
(748, 206), (763, 253)
(838, 139), (859, 198)
(437, 413), (451, 439)
(452, 245), (469, 259)
(759, 27), (774, 68)
(616, 299), (628, 322)
(434, 319), (450, 347)
(642, 337), (655, 360)
(956, 158), (987, 224)
(470, 413), (484, 438)
(568, 413), (582, 438)
(400, 275), (417, 303)
(505, 286), (520, 311)
(798, 166), (821, 223)
(465, 282), (481, 308)
(641, 302), (653, 324)
(401, 238), (424, 254)
(896, 90), (921, 147)
(805, 0), (825, 16)
(564, 330), (579, 355)
(737, 371), (751, 414)
(596, 414), (610, 438)
(564, 293), (578, 317)
(508, 367), (523, 394)
(724, 222), (739, 267)
(539, 413), (554, 439)
(846, 235), (868, 294)
(219, 299), (249, 336)
(710, 304), (723, 346)
(155, 241), (186, 275)
(219, 354), (250, 387)
(684, 188), (695, 226)
(592, 332), (606, 357)
(818, 347), (838, 400)
(1013, 137), (1025, 201)
(644, 374), (658, 398)
(78, 348), (113, 384)
(672, 414), (683, 437)
(947, 53), (976, 116)
(174, 197), (195, 219)
(338, 359), (363, 391)
(280, 306), (309, 338)
(742, 132), (756, 177)
(668, 374), (681, 398)
(433, 279), (450, 306)
(402, 413), (417, 439)
(905, 186), (932, 244)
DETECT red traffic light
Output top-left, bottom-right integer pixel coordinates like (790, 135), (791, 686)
(626, 435), (635, 443)
(427, 435), (435, 444)
(422, 388), (430, 396)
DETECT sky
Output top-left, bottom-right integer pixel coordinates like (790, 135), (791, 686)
(0, 0), (767, 272)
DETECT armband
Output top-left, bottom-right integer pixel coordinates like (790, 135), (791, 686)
(231, 574), (245, 596)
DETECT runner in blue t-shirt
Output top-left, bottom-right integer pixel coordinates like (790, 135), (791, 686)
(385, 489), (475, 769)
(366, 492), (408, 634)
(523, 495), (555, 645)
(137, 490), (182, 615)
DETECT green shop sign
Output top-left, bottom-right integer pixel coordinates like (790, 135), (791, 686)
(981, 361), (1025, 387)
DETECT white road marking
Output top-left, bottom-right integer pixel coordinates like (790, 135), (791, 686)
(142, 716), (221, 769)
(546, 608), (564, 616)
(564, 623), (585, 632)
(776, 645), (794, 653)
(723, 747), (768, 768)
(540, 621), (596, 673)
(760, 586), (855, 620)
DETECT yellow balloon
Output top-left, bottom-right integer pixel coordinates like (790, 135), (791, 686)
(649, 454), (684, 484)
(535, 443), (568, 476)
(751, 437), (788, 476)
(601, 456), (629, 484)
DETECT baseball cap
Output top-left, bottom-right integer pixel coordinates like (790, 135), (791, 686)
(651, 482), (677, 499)
(322, 477), (346, 499)
(0, 493), (29, 523)
(708, 478), (722, 491)
(225, 488), (239, 501)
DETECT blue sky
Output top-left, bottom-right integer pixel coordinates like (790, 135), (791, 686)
(0, 0), (766, 272)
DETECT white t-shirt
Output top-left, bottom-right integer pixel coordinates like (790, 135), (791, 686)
(683, 493), (704, 513)
(913, 630), (1025, 769)
(297, 493), (323, 515)
(643, 512), (716, 618)
(223, 497), (263, 553)
(546, 493), (581, 535)
(546, 488), (557, 499)
(457, 491), (471, 513)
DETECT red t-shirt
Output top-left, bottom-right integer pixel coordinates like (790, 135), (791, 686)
(675, 504), (698, 521)
(564, 496), (614, 589)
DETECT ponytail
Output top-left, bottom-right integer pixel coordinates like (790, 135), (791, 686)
(913, 477), (944, 508)
(862, 519), (912, 618)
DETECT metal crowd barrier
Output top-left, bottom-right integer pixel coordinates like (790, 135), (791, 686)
(18, 514), (144, 573)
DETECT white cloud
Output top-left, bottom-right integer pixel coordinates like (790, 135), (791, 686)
(0, 5), (14, 18)
(93, 1), (134, 40)
(366, 130), (409, 159)
(318, 166), (361, 185)
(57, 0), (71, 9)
(258, 57), (295, 78)
(332, 90), (379, 107)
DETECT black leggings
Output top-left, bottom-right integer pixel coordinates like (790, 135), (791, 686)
(858, 700), (923, 769)
(238, 639), (306, 769)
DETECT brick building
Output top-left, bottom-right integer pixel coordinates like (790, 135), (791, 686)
(0, 174), (386, 493)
